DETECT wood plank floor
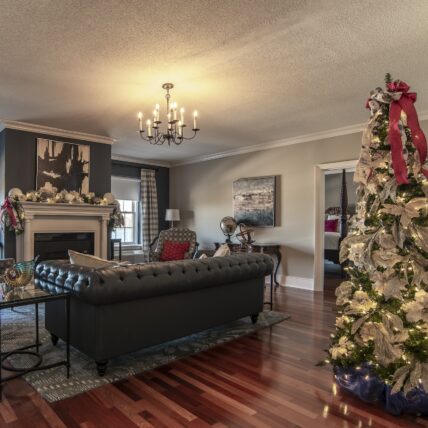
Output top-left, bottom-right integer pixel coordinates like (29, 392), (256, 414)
(1, 286), (427, 427)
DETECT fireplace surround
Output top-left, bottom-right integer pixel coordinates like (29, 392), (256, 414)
(16, 202), (113, 261)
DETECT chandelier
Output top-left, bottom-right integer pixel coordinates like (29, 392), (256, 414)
(137, 83), (199, 145)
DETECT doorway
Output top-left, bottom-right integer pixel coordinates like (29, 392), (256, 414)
(313, 160), (358, 292)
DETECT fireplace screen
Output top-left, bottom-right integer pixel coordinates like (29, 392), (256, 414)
(34, 232), (94, 261)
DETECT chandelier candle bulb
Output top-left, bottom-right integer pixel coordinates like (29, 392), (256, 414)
(173, 102), (177, 121)
(146, 119), (152, 137)
(180, 107), (184, 123)
(178, 121), (182, 137)
(193, 111), (198, 129)
(138, 112), (143, 131)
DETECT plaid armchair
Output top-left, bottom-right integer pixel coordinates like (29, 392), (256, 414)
(149, 228), (198, 262)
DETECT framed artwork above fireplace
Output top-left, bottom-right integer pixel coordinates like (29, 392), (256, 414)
(36, 138), (90, 193)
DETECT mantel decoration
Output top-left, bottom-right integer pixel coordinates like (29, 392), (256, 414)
(324, 74), (428, 416)
(137, 83), (200, 146)
(0, 187), (124, 235)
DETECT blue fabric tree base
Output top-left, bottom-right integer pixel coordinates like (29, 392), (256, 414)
(334, 365), (428, 416)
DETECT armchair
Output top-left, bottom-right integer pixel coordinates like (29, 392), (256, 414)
(149, 228), (198, 262)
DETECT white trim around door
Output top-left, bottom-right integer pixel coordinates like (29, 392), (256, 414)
(313, 159), (358, 291)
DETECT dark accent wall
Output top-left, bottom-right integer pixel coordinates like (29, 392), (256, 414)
(111, 160), (170, 232)
(1, 129), (112, 258)
(4, 129), (111, 195)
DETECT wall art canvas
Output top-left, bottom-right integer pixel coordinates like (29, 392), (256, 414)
(36, 138), (90, 194)
(233, 175), (276, 227)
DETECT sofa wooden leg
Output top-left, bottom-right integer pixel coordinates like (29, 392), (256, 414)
(251, 314), (259, 324)
(50, 333), (59, 346)
(96, 360), (108, 376)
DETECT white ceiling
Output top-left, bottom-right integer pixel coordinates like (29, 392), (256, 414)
(1, 0), (428, 165)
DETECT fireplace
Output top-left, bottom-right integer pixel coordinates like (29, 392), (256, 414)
(15, 202), (113, 261)
(34, 232), (95, 261)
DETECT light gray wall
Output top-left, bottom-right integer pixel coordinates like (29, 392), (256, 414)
(325, 171), (357, 212)
(170, 120), (428, 283)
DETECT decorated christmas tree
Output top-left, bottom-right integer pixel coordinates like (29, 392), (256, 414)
(327, 75), (428, 414)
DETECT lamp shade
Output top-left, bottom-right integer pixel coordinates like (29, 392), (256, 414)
(165, 209), (180, 221)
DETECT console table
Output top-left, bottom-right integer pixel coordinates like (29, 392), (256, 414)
(214, 242), (282, 287)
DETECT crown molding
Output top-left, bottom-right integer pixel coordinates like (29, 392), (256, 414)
(111, 154), (172, 168)
(171, 111), (428, 167)
(0, 120), (116, 145)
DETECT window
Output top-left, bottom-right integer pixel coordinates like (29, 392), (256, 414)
(111, 176), (141, 245)
(111, 200), (139, 244)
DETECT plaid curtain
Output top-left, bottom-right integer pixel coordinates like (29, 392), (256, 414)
(141, 169), (159, 251)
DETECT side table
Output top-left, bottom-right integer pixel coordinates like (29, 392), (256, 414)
(214, 242), (282, 287)
(0, 282), (70, 398)
(214, 243), (276, 310)
(110, 238), (122, 261)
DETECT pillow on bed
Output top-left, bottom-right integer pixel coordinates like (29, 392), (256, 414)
(325, 219), (339, 232)
(327, 214), (340, 221)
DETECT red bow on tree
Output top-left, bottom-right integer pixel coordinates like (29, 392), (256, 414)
(386, 80), (428, 185)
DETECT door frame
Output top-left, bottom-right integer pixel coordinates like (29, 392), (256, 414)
(313, 159), (358, 291)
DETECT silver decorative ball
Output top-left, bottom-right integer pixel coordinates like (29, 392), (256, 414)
(220, 216), (237, 236)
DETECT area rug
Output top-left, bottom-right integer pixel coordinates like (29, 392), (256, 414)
(0, 306), (289, 402)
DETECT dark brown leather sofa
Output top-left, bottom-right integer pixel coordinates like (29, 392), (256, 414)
(35, 253), (273, 375)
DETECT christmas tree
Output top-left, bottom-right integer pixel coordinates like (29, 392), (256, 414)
(327, 75), (428, 405)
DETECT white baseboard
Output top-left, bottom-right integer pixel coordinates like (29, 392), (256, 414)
(276, 275), (314, 290)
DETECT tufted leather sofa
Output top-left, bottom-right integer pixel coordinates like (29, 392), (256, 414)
(35, 253), (273, 376)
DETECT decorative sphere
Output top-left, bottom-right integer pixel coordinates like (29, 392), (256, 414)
(8, 188), (23, 199)
(220, 216), (237, 235)
(103, 193), (116, 204)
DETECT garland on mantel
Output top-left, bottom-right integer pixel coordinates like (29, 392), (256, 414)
(0, 187), (124, 235)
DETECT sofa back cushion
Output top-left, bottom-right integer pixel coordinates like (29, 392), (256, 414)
(35, 254), (274, 306)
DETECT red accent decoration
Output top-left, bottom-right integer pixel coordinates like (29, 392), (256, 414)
(1, 198), (17, 227)
(325, 219), (339, 233)
(160, 240), (190, 261)
(387, 81), (428, 185)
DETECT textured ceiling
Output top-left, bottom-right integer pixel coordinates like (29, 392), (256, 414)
(0, 0), (428, 164)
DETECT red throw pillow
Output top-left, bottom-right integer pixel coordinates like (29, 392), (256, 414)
(325, 219), (339, 232)
(160, 240), (190, 261)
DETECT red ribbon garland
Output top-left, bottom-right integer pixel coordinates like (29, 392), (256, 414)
(1, 198), (17, 227)
(383, 81), (428, 185)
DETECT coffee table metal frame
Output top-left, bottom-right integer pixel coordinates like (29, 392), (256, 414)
(0, 287), (70, 398)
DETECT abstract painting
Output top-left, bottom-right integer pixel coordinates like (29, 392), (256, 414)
(36, 138), (90, 193)
(233, 176), (276, 227)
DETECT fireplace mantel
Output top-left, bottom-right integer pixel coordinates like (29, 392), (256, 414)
(16, 202), (114, 261)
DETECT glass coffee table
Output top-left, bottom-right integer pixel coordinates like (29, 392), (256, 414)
(0, 281), (70, 397)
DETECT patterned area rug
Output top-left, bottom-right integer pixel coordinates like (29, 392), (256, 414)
(1, 306), (289, 402)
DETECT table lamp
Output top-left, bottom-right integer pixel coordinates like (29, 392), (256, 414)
(165, 209), (180, 228)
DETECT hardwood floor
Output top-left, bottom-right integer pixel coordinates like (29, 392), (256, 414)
(1, 287), (427, 427)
